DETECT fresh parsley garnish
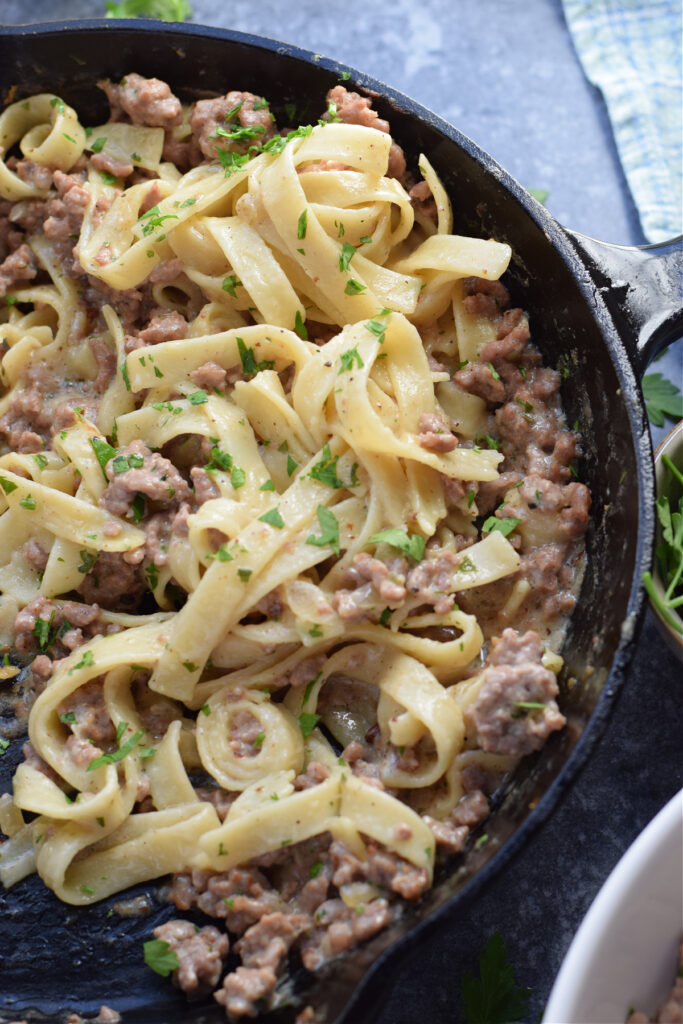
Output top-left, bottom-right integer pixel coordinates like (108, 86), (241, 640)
(339, 347), (364, 373)
(462, 931), (531, 1024)
(87, 729), (144, 771)
(338, 241), (355, 273)
(143, 938), (180, 977)
(306, 505), (340, 556)
(308, 444), (350, 489)
(642, 452), (683, 635)
(259, 506), (285, 529)
(369, 528), (426, 562)
(527, 187), (549, 205)
(299, 712), (321, 738)
(481, 516), (521, 537)
(642, 372), (683, 427)
(297, 209), (308, 239)
(222, 274), (242, 298)
(236, 336), (275, 379)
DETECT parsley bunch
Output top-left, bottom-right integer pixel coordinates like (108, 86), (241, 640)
(643, 452), (683, 634)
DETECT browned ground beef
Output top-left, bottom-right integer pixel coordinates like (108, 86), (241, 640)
(468, 628), (565, 756)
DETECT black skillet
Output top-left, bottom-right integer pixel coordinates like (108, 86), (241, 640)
(0, 20), (681, 1024)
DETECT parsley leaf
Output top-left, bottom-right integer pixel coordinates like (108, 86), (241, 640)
(222, 274), (242, 298)
(306, 505), (341, 556)
(642, 452), (683, 635)
(259, 506), (285, 529)
(481, 516), (521, 537)
(344, 278), (366, 295)
(642, 372), (683, 427)
(188, 390), (208, 405)
(309, 444), (347, 489)
(87, 729), (144, 771)
(338, 241), (356, 272)
(527, 187), (549, 205)
(299, 712), (321, 738)
(143, 938), (180, 977)
(339, 347), (364, 373)
(236, 337), (275, 379)
(462, 931), (531, 1024)
(297, 209), (308, 239)
(369, 528), (426, 562)
(106, 0), (191, 17)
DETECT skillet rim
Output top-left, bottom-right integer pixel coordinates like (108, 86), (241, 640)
(0, 18), (657, 1022)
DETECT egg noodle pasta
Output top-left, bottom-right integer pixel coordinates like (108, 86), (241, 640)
(0, 75), (585, 1017)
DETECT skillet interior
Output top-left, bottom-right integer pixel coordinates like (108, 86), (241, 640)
(0, 22), (653, 1024)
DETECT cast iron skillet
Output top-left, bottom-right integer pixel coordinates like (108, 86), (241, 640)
(0, 20), (681, 1024)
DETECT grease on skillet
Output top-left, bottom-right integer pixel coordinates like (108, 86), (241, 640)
(0, 73), (589, 1021)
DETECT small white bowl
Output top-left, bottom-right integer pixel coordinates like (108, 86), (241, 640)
(543, 789), (683, 1024)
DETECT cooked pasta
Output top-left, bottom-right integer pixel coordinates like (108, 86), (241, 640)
(0, 77), (589, 1019)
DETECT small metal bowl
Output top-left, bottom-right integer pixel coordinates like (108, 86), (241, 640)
(648, 419), (683, 660)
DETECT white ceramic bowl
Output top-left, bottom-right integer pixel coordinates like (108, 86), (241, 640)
(543, 789), (683, 1024)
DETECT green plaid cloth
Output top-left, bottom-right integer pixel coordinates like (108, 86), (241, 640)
(562, 0), (682, 242)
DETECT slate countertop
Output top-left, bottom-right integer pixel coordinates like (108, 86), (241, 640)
(1, 1), (681, 1021)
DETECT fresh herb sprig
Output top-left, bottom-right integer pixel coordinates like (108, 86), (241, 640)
(642, 372), (683, 427)
(642, 452), (683, 634)
(105, 0), (192, 19)
(462, 931), (531, 1024)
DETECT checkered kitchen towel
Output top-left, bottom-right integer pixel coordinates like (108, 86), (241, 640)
(562, 0), (682, 242)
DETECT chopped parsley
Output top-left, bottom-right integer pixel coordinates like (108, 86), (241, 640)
(87, 728), (144, 771)
(481, 516), (521, 538)
(222, 274), (242, 298)
(0, 476), (18, 494)
(259, 506), (285, 529)
(294, 310), (308, 340)
(259, 479), (275, 491)
(33, 453), (48, 470)
(78, 550), (99, 574)
(137, 205), (179, 237)
(188, 390), (208, 405)
(339, 347), (364, 373)
(236, 336), (275, 379)
(0, 738), (9, 756)
(338, 241), (355, 272)
(369, 528), (426, 562)
(286, 454), (298, 477)
(237, 568), (253, 582)
(308, 444), (348, 489)
(252, 732), (265, 748)
(205, 444), (233, 472)
(19, 495), (36, 510)
(344, 279), (366, 295)
(306, 505), (341, 557)
(143, 938), (180, 978)
(91, 136), (107, 153)
(297, 209), (308, 239)
(231, 466), (246, 489)
(299, 712), (321, 738)
(144, 563), (159, 590)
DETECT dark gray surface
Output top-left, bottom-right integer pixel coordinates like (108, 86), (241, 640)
(0, 1), (681, 1021)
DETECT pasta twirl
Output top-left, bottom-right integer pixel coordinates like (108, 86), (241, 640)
(0, 75), (589, 1019)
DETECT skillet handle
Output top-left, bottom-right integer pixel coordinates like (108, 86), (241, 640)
(564, 229), (683, 378)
